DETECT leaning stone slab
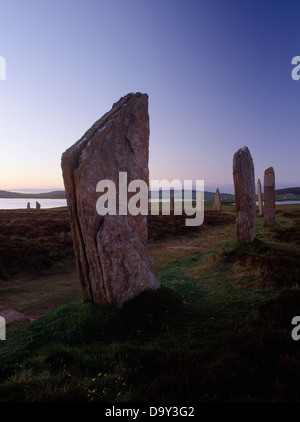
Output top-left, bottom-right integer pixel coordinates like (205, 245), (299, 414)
(61, 93), (160, 307)
(233, 146), (256, 243)
(264, 167), (275, 225)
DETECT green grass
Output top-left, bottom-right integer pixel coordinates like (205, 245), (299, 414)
(1, 205), (300, 401)
(0, 269), (82, 317)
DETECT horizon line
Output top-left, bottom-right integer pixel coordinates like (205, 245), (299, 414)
(2, 183), (300, 196)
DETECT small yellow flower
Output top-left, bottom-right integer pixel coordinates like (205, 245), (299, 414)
(92, 378), (96, 381)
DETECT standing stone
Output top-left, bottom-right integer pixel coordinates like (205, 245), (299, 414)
(170, 196), (174, 214)
(257, 179), (263, 216)
(213, 188), (221, 211)
(232, 146), (256, 243)
(36, 201), (41, 210)
(264, 167), (275, 225)
(27, 202), (30, 210)
(61, 93), (160, 307)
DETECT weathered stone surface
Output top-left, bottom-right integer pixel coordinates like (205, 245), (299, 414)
(233, 146), (256, 243)
(213, 188), (221, 211)
(257, 179), (263, 216)
(36, 201), (41, 210)
(61, 93), (160, 307)
(264, 167), (275, 225)
(27, 202), (30, 210)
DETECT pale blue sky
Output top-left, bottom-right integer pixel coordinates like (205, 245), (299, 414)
(0, 0), (299, 193)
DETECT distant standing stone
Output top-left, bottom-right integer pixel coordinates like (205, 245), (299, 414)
(232, 146), (256, 243)
(170, 196), (175, 214)
(264, 167), (275, 225)
(36, 201), (41, 210)
(61, 93), (160, 307)
(27, 202), (30, 210)
(257, 179), (263, 216)
(213, 188), (221, 211)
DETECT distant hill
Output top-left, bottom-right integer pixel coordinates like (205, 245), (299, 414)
(0, 190), (66, 199)
(1, 187), (299, 201)
(152, 188), (234, 201)
(0, 188), (234, 200)
(275, 187), (300, 201)
(275, 187), (300, 195)
(0, 190), (21, 198)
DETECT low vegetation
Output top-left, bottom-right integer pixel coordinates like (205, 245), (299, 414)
(0, 203), (300, 401)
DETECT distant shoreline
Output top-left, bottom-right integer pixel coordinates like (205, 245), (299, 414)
(0, 187), (300, 202)
(0, 190), (66, 199)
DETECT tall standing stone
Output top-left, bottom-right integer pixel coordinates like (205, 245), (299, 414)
(264, 167), (275, 225)
(257, 179), (263, 216)
(36, 201), (41, 210)
(213, 188), (221, 211)
(233, 146), (256, 243)
(61, 93), (160, 307)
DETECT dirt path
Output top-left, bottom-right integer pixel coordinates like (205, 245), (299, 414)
(0, 302), (30, 323)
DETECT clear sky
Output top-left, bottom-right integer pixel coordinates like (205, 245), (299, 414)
(0, 0), (299, 193)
